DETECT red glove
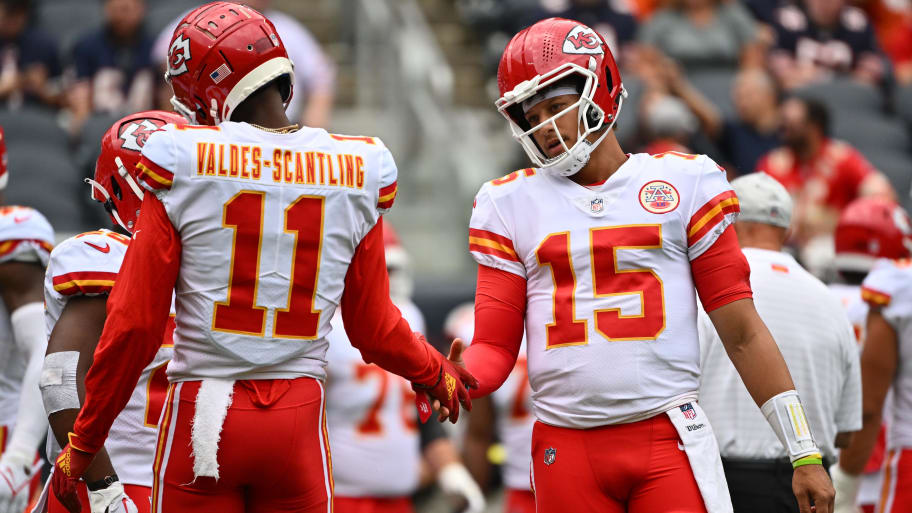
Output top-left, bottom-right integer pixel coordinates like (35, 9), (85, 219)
(52, 441), (95, 513)
(413, 337), (478, 423)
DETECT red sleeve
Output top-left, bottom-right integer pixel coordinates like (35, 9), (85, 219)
(463, 264), (525, 398)
(690, 224), (752, 312)
(70, 195), (180, 454)
(341, 218), (440, 385)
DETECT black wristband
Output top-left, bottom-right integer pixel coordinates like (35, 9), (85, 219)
(412, 367), (443, 390)
(86, 473), (119, 491)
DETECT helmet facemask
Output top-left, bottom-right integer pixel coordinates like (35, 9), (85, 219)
(496, 59), (625, 177)
(85, 155), (145, 233)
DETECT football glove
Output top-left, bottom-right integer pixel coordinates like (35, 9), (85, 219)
(412, 337), (477, 424)
(437, 462), (485, 513)
(52, 441), (95, 513)
(0, 453), (41, 513)
(89, 481), (138, 513)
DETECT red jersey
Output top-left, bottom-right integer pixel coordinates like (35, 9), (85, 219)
(757, 138), (875, 212)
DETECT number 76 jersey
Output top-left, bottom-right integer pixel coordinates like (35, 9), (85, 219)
(469, 152), (739, 428)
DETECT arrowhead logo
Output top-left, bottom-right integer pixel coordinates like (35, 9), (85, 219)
(84, 241), (111, 254)
(563, 26), (603, 55)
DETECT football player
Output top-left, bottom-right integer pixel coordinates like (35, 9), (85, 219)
(50, 3), (475, 512)
(453, 303), (535, 513)
(325, 226), (485, 513)
(828, 198), (910, 513)
(0, 123), (57, 513)
(35, 111), (184, 513)
(831, 199), (912, 513)
(455, 17), (834, 513)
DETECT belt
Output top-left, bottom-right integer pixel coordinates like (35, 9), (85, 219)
(721, 456), (833, 471)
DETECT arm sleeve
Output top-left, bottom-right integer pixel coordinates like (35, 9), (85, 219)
(690, 225), (753, 312)
(686, 156), (741, 260)
(70, 195), (180, 454)
(462, 264), (526, 398)
(341, 218), (440, 385)
(468, 184), (525, 277)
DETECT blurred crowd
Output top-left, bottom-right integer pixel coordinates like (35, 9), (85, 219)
(461, 0), (912, 271)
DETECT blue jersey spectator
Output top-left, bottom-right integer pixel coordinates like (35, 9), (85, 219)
(67, 0), (153, 133)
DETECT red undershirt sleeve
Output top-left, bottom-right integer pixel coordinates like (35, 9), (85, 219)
(690, 224), (753, 312)
(71, 194), (180, 454)
(462, 264), (526, 398)
(341, 218), (441, 385)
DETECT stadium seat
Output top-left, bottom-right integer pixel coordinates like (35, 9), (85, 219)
(795, 79), (882, 115)
(898, 85), (912, 125)
(687, 70), (736, 117)
(35, 0), (104, 56)
(867, 150), (912, 208)
(0, 107), (97, 233)
(833, 114), (910, 154)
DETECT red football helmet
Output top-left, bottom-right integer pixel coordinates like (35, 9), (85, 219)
(834, 197), (912, 272)
(164, 2), (294, 125)
(0, 126), (7, 191)
(496, 17), (625, 176)
(383, 222), (412, 301)
(87, 110), (185, 233)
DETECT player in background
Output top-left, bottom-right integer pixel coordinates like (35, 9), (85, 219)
(831, 199), (912, 513)
(34, 111), (185, 513)
(325, 226), (485, 513)
(827, 198), (911, 513)
(455, 17), (834, 513)
(0, 123), (57, 513)
(51, 3), (475, 512)
(454, 302), (534, 513)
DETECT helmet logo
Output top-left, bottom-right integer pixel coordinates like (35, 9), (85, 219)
(168, 34), (192, 76)
(563, 26), (603, 55)
(119, 120), (161, 152)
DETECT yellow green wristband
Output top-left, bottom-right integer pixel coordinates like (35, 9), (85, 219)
(792, 453), (823, 469)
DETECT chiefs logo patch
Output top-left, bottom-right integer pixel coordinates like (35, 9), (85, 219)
(639, 180), (680, 214)
(563, 26), (603, 55)
(119, 120), (164, 152)
(168, 34), (191, 76)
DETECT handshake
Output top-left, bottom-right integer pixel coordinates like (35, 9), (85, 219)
(412, 338), (478, 424)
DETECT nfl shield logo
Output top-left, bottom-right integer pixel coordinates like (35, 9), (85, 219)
(544, 447), (556, 466)
(590, 198), (604, 214)
(680, 403), (697, 421)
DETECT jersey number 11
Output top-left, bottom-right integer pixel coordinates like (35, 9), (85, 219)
(212, 190), (323, 339)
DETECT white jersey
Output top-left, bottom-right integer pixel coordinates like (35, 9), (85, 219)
(862, 259), (912, 449)
(699, 248), (861, 460)
(324, 300), (424, 497)
(0, 206), (53, 428)
(44, 229), (174, 487)
(469, 152), (739, 428)
(138, 122), (398, 382)
(829, 283), (868, 344)
(449, 308), (533, 491)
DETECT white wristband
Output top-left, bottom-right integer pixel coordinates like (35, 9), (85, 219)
(760, 390), (820, 462)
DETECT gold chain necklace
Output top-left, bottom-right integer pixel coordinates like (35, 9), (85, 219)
(250, 123), (300, 134)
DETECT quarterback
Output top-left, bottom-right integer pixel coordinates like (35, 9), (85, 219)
(37, 111), (184, 513)
(455, 17), (835, 513)
(50, 3), (475, 513)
